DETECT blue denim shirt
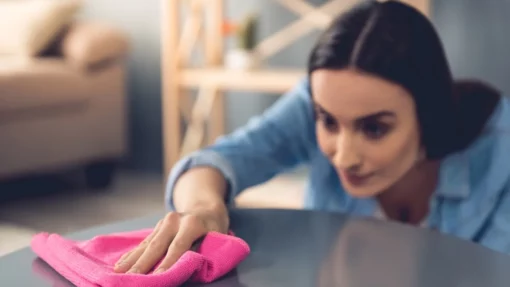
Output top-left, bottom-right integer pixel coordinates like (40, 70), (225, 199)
(166, 78), (510, 254)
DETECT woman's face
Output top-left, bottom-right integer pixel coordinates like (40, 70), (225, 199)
(311, 69), (422, 198)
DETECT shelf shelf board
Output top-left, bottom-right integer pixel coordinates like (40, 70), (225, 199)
(179, 67), (306, 93)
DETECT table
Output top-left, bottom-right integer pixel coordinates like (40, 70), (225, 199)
(2, 208), (510, 286)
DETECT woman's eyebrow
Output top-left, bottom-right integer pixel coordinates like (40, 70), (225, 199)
(313, 102), (333, 116)
(313, 101), (396, 123)
(355, 111), (396, 123)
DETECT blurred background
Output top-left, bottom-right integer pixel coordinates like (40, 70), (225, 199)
(0, 0), (509, 256)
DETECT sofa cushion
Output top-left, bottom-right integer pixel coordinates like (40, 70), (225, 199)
(0, 0), (82, 57)
(0, 57), (92, 114)
(61, 21), (130, 71)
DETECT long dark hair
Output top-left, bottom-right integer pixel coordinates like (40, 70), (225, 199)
(308, 0), (500, 159)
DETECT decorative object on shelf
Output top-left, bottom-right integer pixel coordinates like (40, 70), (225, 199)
(224, 13), (260, 70)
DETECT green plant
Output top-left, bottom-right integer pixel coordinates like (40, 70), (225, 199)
(236, 13), (258, 51)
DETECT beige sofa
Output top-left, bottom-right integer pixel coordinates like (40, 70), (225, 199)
(0, 20), (130, 188)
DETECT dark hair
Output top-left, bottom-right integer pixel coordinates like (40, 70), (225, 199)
(308, 0), (500, 159)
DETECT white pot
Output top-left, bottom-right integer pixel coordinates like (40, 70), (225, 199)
(225, 49), (260, 70)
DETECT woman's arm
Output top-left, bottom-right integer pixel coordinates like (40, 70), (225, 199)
(166, 78), (316, 211)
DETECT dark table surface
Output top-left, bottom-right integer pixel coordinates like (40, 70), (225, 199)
(2, 208), (510, 287)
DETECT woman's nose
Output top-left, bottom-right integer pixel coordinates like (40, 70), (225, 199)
(333, 133), (362, 171)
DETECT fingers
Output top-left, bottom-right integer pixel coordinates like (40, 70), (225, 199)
(126, 213), (181, 274)
(114, 220), (163, 273)
(114, 212), (212, 275)
(153, 215), (207, 274)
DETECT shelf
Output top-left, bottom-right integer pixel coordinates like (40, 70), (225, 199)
(162, 0), (432, 176)
(180, 68), (306, 93)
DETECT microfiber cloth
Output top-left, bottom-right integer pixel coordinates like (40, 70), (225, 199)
(30, 228), (250, 287)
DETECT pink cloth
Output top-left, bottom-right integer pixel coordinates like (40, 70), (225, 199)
(30, 228), (250, 287)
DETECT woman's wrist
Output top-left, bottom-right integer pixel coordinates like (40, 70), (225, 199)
(183, 198), (226, 214)
(173, 167), (228, 209)
(184, 200), (230, 233)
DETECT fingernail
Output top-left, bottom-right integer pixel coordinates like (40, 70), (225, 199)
(127, 268), (139, 274)
(114, 262), (126, 271)
(153, 268), (165, 274)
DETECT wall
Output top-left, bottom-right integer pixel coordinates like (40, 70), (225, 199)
(79, 0), (163, 172)
(432, 0), (510, 93)
(79, 0), (510, 174)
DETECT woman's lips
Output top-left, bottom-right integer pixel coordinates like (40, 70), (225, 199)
(341, 171), (373, 186)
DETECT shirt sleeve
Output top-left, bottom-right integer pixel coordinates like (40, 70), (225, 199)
(476, 182), (510, 254)
(165, 78), (316, 211)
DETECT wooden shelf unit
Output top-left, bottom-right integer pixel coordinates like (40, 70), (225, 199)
(161, 0), (430, 176)
(180, 68), (305, 92)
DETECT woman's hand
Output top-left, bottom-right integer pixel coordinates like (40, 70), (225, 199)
(113, 209), (229, 274)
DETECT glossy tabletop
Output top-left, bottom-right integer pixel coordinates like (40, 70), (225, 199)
(2, 208), (510, 286)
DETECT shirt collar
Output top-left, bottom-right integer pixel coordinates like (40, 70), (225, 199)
(435, 152), (471, 199)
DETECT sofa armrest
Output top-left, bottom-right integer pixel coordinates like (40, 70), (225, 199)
(60, 21), (129, 70)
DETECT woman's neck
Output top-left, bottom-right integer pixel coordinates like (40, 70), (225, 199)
(376, 160), (440, 225)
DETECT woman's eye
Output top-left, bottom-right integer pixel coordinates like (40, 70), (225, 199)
(319, 114), (338, 132)
(361, 122), (389, 140)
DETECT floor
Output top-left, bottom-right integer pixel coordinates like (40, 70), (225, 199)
(0, 169), (306, 256)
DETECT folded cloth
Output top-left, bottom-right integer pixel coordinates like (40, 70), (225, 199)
(30, 228), (250, 287)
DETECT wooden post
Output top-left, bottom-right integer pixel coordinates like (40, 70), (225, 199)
(177, 0), (204, 66)
(162, 0), (181, 177)
(180, 85), (218, 157)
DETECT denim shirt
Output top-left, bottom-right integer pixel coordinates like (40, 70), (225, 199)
(166, 78), (510, 254)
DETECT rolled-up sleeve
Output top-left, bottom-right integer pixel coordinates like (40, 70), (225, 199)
(165, 78), (316, 211)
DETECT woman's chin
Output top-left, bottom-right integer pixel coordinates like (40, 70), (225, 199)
(342, 181), (387, 198)
(345, 188), (381, 198)
(338, 172), (391, 198)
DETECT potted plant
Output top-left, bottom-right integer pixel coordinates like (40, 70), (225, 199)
(224, 13), (259, 70)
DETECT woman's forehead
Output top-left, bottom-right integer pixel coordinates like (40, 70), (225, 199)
(311, 69), (416, 120)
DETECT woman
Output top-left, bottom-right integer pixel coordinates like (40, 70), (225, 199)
(116, 0), (510, 274)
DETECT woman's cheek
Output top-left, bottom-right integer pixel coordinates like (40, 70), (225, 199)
(367, 127), (421, 179)
(316, 123), (335, 157)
